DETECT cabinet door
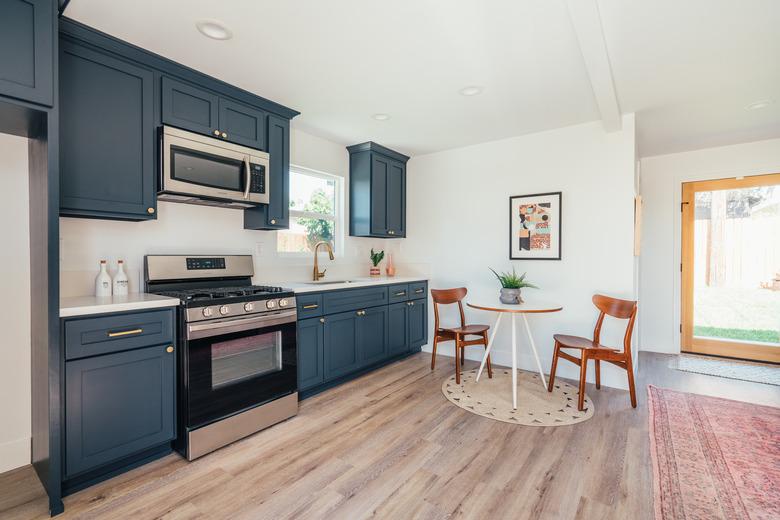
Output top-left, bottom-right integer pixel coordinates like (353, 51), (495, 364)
(323, 311), (359, 380)
(297, 317), (324, 391)
(218, 98), (267, 150)
(386, 159), (406, 237)
(65, 344), (175, 477)
(244, 114), (290, 230)
(387, 302), (409, 356)
(0, 0), (53, 106)
(60, 42), (157, 220)
(357, 306), (388, 366)
(370, 154), (389, 236)
(161, 76), (219, 137)
(408, 299), (428, 348)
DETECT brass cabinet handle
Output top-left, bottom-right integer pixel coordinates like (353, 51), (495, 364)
(410, 301), (415, 306)
(213, 130), (221, 136)
(147, 207), (155, 214)
(222, 132), (228, 139)
(319, 318), (325, 324)
(388, 230), (395, 235)
(107, 328), (143, 338)
(394, 291), (406, 296)
(270, 219), (277, 225)
(303, 304), (319, 309)
(356, 310), (366, 316)
(166, 346), (174, 353)
(415, 289), (424, 293)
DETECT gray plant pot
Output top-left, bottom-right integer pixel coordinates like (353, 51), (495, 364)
(499, 287), (524, 304)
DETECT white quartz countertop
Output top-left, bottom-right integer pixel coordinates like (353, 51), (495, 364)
(286, 276), (427, 294)
(60, 293), (181, 318)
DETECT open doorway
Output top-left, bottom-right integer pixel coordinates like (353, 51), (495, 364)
(681, 173), (780, 363)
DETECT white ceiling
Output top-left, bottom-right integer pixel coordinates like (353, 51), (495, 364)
(66, 0), (780, 157)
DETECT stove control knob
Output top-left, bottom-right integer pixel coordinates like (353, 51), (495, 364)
(202, 307), (214, 318)
(266, 299), (277, 310)
(278, 298), (289, 308)
(219, 305), (230, 316)
(244, 302), (254, 312)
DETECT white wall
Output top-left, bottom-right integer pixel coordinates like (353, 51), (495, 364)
(0, 134), (31, 473)
(404, 115), (638, 389)
(639, 137), (780, 353)
(60, 127), (408, 297)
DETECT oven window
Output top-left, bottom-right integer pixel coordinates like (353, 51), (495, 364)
(171, 145), (244, 191)
(210, 331), (282, 389)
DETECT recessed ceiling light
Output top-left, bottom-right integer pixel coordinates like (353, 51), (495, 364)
(744, 99), (772, 111)
(459, 86), (484, 96)
(372, 113), (391, 121)
(196, 20), (233, 41)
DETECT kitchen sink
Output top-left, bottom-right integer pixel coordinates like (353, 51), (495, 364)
(302, 280), (355, 285)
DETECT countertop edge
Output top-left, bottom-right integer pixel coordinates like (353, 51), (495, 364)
(60, 296), (181, 318)
(289, 277), (428, 294)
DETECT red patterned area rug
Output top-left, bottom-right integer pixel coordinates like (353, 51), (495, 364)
(648, 385), (780, 520)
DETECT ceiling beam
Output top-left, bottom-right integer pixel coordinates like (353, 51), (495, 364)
(566, 0), (622, 132)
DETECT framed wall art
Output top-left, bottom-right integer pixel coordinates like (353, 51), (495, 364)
(509, 192), (561, 260)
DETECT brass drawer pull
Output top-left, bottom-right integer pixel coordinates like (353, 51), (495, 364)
(356, 310), (366, 316)
(166, 346), (174, 353)
(320, 318), (325, 324)
(302, 304), (319, 309)
(394, 291), (406, 296)
(415, 288), (424, 293)
(107, 328), (143, 338)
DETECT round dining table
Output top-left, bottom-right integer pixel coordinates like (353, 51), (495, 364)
(467, 299), (563, 409)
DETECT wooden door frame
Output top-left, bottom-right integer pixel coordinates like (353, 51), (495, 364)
(681, 173), (780, 363)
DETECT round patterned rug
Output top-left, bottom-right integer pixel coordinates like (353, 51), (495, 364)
(441, 368), (594, 426)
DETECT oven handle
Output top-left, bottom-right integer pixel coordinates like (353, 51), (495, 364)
(243, 156), (251, 200)
(187, 310), (297, 340)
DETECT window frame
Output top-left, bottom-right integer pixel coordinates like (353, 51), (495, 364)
(276, 164), (343, 257)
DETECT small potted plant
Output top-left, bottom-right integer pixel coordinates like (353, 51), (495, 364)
(489, 267), (538, 304)
(369, 248), (384, 277)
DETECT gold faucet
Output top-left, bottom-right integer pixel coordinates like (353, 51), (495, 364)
(312, 241), (335, 281)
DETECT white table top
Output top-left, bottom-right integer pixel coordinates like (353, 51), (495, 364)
(466, 298), (563, 314)
(60, 293), (181, 318)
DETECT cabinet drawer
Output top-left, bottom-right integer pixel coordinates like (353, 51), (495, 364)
(65, 309), (175, 361)
(388, 284), (410, 303)
(296, 293), (323, 319)
(322, 286), (388, 315)
(409, 281), (428, 300)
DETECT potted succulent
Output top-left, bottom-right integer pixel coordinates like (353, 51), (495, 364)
(369, 248), (385, 277)
(489, 267), (538, 304)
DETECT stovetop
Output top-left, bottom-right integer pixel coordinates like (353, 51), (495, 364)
(152, 285), (294, 305)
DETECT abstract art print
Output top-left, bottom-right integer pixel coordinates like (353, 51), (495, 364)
(509, 192), (561, 260)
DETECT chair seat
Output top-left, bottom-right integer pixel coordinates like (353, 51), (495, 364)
(553, 334), (618, 351)
(440, 324), (489, 335)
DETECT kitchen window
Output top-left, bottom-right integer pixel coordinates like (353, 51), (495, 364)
(277, 166), (341, 254)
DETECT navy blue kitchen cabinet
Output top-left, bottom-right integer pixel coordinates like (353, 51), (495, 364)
(348, 142), (409, 238)
(323, 311), (360, 380)
(65, 343), (176, 477)
(408, 299), (428, 348)
(297, 316), (325, 391)
(358, 306), (388, 366)
(244, 114), (290, 230)
(59, 40), (157, 220)
(387, 302), (409, 356)
(161, 77), (268, 150)
(0, 0), (54, 106)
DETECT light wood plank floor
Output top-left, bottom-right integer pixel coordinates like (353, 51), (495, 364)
(2, 352), (778, 519)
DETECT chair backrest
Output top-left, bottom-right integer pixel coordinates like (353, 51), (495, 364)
(592, 294), (638, 354)
(431, 287), (467, 331)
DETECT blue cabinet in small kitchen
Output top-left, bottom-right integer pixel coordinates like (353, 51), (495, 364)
(297, 316), (325, 392)
(0, 0), (54, 107)
(59, 39), (157, 220)
(323, 310), (361, 380)
(387, 302), (409, 356)
(348, 142), (408, 238)
(244, 114), (290, 230)
(357, 305), (388, 366)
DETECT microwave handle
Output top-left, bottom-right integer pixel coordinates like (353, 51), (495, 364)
(243, 156), (251, 199)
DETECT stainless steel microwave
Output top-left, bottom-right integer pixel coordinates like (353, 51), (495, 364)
(159, 125), (270, 209)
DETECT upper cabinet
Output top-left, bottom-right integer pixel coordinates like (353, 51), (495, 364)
(348, 142), (409, 238)
(60, 40), (157, 220)
(0, 0), (54, 107)
(161, 77), (267, 150)
(244, 114), (290, 230)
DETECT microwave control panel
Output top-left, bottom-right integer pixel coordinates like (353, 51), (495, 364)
(250, 164), (266, 194)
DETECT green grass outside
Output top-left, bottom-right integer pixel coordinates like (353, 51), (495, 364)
(694, 325), (780, 344)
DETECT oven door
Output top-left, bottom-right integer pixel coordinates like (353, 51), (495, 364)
(185, 312), (297, 428)
(161, 126), (269, 205)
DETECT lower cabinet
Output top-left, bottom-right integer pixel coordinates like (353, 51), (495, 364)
(387, 302), (409, 356)
(65, 343), (176, 477)
(408, 299), (428, 347)
(358, 306), (388, 365)
(297, 316), (325, 391)
(323, 311), (360, 380)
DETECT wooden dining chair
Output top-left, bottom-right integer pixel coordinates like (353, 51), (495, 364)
(430, 288), (492, 384)
(547, 294), (638, 411)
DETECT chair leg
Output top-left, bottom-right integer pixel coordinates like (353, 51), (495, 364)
(578, 352), (588, 411)
(430, 336), (439, 370)
(595, 360), (601, 390)
(454, 335), (462, 385)
(626, 356), (637, 408)
(482, 332), (493, 379)
(460, 342), (465, 365)
(548, 341), (560, 392)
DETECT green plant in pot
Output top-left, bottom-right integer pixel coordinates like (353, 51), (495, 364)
(369, 249), (385, 277)
(489, 267), (538, 304)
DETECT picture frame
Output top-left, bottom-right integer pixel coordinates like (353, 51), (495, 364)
(509, 191), (562, 260)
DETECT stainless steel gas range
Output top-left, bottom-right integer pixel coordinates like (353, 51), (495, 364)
(144, 254), (297, 460)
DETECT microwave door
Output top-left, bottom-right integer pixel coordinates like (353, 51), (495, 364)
(242, 156), (251, 200)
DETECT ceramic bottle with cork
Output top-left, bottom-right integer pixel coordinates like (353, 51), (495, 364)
(113, 260), (129, 296)
(95, 260), (112, 297)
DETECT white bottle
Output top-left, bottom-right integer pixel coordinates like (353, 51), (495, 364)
(95, 260), (112, 297)
(113, 260), (129, 296)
